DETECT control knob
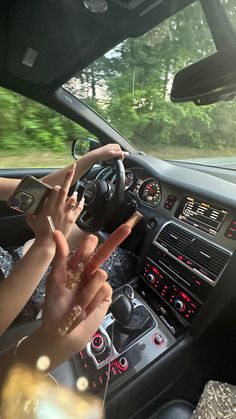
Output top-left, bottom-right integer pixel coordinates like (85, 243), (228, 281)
(174, 299), (185, 312)
(91, 333), (106, 354)
(147, 273), (155, 283)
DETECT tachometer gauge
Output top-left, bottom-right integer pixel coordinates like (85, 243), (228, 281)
(138, 178), (161, 206)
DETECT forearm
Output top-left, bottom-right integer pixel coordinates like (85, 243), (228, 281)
(41, 151), (97, 187)
(0, 177), (21, 201)
(0, 239), (55, 335)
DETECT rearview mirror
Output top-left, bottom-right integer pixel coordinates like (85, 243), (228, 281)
(171, 49), (236, 106)
(71, 137), (101, 159)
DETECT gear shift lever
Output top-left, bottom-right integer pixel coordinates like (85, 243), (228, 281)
(108, 287), (155, 352)
(110, 293), (134, 326)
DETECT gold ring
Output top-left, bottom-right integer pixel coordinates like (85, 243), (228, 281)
(66, 263), (84, 289)
(69, 203), (77, 210)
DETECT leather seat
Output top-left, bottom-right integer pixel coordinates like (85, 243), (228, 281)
(149, 399), (194, 419)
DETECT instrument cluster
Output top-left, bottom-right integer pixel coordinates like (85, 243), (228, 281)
(125, 170), (161, 207)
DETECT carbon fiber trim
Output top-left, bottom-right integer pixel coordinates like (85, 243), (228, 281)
(74, 292), (176, 398)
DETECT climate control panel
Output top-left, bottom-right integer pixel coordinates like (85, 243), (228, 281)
(142, 258), (201, 323)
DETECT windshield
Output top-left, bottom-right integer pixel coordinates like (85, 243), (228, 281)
(64, 0), (236, 168)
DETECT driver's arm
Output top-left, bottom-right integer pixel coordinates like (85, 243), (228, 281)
(41, 144), (126, 188)
(0, 145), (126, 201)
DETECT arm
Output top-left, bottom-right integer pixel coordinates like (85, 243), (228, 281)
(0, 230), (112, 387)
(0, 165), (84, 334)
(0, 177), (21, 201)
(0, 237), (55, 335)
(41, 143), (128, 188)
(0, 144), (127, 201)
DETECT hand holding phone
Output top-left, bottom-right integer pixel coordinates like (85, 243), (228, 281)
(8, 176), (52, 214)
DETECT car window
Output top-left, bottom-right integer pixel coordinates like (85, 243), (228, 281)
(226, 0), (236, 29)
(64, 0), (236, 168)
(0, 87), (91, 169)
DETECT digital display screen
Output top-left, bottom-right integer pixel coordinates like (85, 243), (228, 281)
(176, 196), (228, 236)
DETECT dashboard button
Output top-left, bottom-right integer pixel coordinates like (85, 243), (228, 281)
(153, 333), (164, 345)
(91, 334), (106, 353)
(118, 357), (129, 371)
(164, 195), (177, 210)
(225, 220), (236, 240)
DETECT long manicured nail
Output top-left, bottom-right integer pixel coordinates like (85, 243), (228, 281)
(47, 216), (55, 234)
(53, 185), (61, 192)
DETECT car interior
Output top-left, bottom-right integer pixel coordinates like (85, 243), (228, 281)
(1, 0), (236, 418)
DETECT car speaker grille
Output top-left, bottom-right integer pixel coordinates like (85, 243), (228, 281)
(156, 223), (230, 280)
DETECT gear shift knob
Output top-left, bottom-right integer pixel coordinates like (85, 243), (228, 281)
(110, 293), (134, 326)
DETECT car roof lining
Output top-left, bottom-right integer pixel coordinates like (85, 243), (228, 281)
(1, 0), (196, 90)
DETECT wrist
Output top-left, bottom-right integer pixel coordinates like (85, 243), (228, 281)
(76, 150), (98, 168)
(16, 327), (76, 372)
(15, 328), (60, 372)
(33, 236), (56, 253)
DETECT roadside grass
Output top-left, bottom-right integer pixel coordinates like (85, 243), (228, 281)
(0, 148), (72, 168)
(1, 145), (236, 168)
(142, 145), (236, 160)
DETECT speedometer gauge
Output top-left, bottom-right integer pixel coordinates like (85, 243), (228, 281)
(138, 178), (161, 206)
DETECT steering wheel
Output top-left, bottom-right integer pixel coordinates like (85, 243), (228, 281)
(76, 158), (125, 232)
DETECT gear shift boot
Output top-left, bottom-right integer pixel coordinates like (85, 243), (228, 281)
(107, 305), (155, 353)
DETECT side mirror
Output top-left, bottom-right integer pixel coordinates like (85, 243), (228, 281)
(71, 137), (101, 159)
(171, 49), (236, 106)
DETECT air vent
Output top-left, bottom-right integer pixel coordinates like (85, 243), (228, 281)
(185, 239), (230, 278)
(157, 224), (194, 252)
(156, 223), (230, 280)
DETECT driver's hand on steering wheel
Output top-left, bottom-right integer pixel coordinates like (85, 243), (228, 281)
(89, 143), (129, 162)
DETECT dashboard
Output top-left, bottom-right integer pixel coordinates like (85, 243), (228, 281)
(99, 159), (236, 246)
(94, 153), (236, 338)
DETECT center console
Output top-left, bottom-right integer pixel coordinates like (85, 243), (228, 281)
(74, 288), (175, 397)
(141, 222), (231, 331)
(74, 221), (232, 403)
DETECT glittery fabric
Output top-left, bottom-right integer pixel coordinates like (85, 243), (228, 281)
(102, 247), (138, 289)
(0, 245), (47, 324)
(0, 245), (137, 325)
(192, 380), (236, 418)
(0, 246), (15, 278)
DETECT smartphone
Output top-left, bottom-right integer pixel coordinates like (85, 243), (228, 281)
(8, 176), (52, 214)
